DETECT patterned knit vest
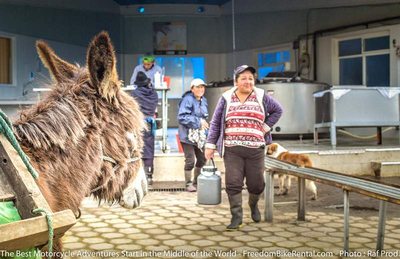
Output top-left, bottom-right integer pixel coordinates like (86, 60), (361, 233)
(224, 91), (266, 148)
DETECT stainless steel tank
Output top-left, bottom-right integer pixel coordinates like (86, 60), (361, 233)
(204, 81), (330, 136)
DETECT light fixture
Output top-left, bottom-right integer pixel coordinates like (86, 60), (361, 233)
(197, 6), (205, 13)
(137, 6), (145, 13)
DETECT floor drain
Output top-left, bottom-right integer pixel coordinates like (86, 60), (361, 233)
(325, 204), (378, 211)
(149, 187), (186, 192)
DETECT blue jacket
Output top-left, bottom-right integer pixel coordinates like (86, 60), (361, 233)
(131, 85), (158, 160)
(177, 91), (208, 145)
(131, 85), (158, 117)
(205, 86), (283, 156)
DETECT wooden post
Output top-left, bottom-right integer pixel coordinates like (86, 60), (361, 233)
(0, 136), (76, 251)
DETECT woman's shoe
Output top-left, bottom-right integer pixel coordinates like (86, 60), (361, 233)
(186, 184), (197, 192)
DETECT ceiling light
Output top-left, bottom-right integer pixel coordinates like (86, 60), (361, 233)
(137, 6), (145, 13)
(197, 6), (205, 13)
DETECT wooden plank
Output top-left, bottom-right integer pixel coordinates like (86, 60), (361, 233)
(0, 209), (76, 251)
(0, 165), (14, 198)
(0, 193), (15, 202)
(0, 135), (52, 218)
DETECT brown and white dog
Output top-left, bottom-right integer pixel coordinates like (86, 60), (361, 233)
(266, 143), (317, 200)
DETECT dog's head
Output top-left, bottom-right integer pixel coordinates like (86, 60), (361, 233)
(266, 143), (288, 158)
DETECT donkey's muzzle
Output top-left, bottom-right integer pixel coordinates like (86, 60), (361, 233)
(119, 166), (148, 209)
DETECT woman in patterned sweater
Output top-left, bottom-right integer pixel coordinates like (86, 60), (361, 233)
(205, 65), (283, 231)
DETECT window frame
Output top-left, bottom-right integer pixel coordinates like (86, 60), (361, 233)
(136, 55), (205, 99)
(332, 30), (390, 86)
(0, 33), (16, 87)
(255, 43), (293, 79)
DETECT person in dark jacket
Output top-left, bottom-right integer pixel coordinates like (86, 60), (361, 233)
(205, 65), (283, 231)
(177, 78), (209, 192)
(131, 71), (159, 185)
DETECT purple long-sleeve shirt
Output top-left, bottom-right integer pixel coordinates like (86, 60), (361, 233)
(205, 86), (283, 157)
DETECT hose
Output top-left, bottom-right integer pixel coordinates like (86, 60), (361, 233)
(337, 127), (396, 140)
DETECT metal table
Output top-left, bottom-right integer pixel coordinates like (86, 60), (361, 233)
(313, 86), (400, 146)
(155, 87), (169, 153)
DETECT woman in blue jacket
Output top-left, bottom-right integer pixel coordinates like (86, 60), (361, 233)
(131, 72), (159, 185)
(178, 78), (209, 192)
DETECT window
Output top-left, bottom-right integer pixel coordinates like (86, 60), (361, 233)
(257, 50), (290, 79)
(137, 56), (205, 98)
(337, 34), (390, 86)
(0, 36), (12, 84)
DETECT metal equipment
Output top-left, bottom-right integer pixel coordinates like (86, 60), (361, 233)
(205, 79), (329, 137)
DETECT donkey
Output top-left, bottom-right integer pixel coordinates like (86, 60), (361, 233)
(12, 31), (147, 254)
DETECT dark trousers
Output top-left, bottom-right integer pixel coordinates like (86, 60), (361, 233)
(181, 142), (206, 171)
(224, 146), (265, 196)
(142, 123), (155, 168)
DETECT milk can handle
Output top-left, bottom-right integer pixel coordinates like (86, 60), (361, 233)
(206, 158), (216, 174)
(210, 158), (216, 169)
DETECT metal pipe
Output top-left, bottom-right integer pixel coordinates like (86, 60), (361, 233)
(265, 158), (400, 200)
(264, 156), (398, 252)
(264, 170), (274, 222)
(311, 15), (400, 81)
(376, 200), (387, 251)
(343, 190), (350, 252)
(231, 0), (236, 68)
(297, 177), (306, 221)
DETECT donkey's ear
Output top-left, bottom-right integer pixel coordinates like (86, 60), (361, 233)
(87, 31), (119, 102)
(36, 41), (77, 84)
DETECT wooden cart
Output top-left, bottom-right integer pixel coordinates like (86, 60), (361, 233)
(0, 135), (76, 251)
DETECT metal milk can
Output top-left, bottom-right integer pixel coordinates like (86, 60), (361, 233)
(197, 158), (221, 205)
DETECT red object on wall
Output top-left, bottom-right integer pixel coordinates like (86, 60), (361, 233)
(163, 76), (171, 89)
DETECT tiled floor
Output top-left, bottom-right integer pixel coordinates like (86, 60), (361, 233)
(62, 189), (400, 259)
(60, 128), (400, 258)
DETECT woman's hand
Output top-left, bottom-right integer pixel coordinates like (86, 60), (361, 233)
(204, 148), (215, 160)
(200, 119), (209, 130)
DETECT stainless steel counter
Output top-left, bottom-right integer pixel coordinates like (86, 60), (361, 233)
(313, 86), (400, 146)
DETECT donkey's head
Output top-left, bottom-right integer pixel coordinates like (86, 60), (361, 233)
(15, 32), (147, 211)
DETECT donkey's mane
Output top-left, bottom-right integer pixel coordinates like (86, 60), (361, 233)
(14, 68), (93, 151)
